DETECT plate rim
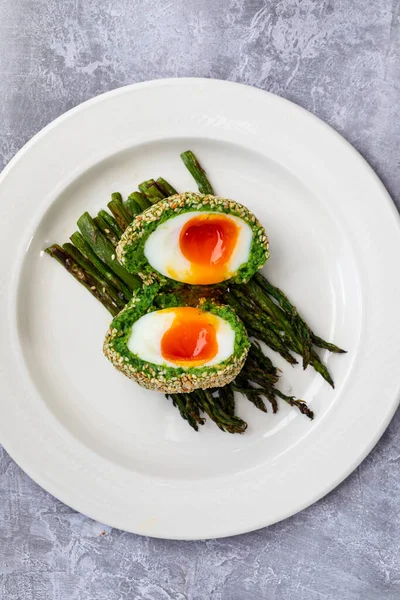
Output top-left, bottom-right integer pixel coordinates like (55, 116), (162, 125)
(1, 77), (400, 539)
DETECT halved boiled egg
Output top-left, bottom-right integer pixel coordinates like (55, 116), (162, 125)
(144, 211), (251, 285)
(117, 193), (269, 286)
(103, 287), (250, 393)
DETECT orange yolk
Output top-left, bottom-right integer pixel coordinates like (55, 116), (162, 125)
(179, 214), (239, 284)
(161, 307), (218, 366)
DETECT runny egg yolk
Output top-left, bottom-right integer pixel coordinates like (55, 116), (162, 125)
(179, 214), (239, 284)
(161, 307), (218, 366)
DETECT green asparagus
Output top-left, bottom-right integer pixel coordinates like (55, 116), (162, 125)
(77, 212), (141, 291)
(45, 244), (120, 316)
(180, 150), (214, 195)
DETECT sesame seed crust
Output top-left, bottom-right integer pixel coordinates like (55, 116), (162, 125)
(103, 335), (247, 393)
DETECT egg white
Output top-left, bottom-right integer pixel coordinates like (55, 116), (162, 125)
(144, 211), (253, 284)
(127, 308), (235, 369)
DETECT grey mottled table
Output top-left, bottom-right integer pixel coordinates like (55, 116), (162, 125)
(1, 1), (400, 599)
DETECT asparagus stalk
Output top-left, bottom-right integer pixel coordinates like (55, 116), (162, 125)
(218, 385), (235, 416)
(94, 214), (120, 247)
(123, 202), (133, 220)
(168, 393), (202, 431)
(245, 278), (312, 367)
(184, 393), (206, 428)
(238, 358), (313, 419)
(239, 363), (280, 388)
(70, 231), (131, 301)
(111, 192), (123, 204)
(237, 281), (334, 386)
(226, 290), (298, 365)
(196, 389), (247, 434)
(107, 200), (131, 231)
(167, 390), (244, 433)
(311, 335), (346, 354)
(156, 177), (178, 197)
(233, 380), (313, 420)
(274, 388), (314, 419)
(309, 350), (334, 388)
(254, 273), (345, 354)
(126, 196), (143, 217)
(247, 341), (278, 375)
(108, 190), (133, 220)
(128, 191), (151, 212)
(45, 244), (120, 316)
(98, 210), (122, 239)
(62, 243), (125, 310)
(138, 179), (166, 203)
(77, 212), (142, 291)
(233, 376), (269, 413)
(180, 150), (214, 195)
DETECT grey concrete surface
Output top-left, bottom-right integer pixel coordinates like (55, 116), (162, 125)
(1, 1), (400, 599)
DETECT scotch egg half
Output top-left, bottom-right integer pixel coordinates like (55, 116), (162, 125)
(117, 193), (269, 286)
(103, 291), (250, 393)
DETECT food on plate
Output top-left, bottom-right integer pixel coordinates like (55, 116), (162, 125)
(103, 286), (249, 393)
(116, 192), (269, 286)
(46, 150), (345, 434)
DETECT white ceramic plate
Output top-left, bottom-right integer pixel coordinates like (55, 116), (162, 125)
(0, 78), (399, 540)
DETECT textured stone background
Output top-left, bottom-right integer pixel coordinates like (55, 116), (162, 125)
(1, 1), (400, 599)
